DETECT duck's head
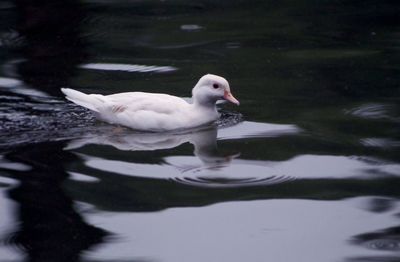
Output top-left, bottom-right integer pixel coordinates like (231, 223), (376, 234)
(192, 74), (240, 106)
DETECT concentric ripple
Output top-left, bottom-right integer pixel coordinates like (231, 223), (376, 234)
(363, 239), (400, 251)
(172, 175), (296, 188)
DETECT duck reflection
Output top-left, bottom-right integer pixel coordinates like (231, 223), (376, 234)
(66, 126), (238, 172)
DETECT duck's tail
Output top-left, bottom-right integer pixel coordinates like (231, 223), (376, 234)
(61, 88), (102, 112)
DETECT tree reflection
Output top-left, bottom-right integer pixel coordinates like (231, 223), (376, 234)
(4, 142), (109, 262)
(3, 1), (106, 259)
(14, 0), (87, 96)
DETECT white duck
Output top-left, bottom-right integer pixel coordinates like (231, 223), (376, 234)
(61, 74), (239, 132)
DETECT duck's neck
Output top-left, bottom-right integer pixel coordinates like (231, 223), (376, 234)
(192, 89), (218, 109)
(191, 85), (219, 116)
(192, 98), (219, 122)
(193, 98), (218, 109)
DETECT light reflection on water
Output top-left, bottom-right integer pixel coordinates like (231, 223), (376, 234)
(346, 103), (399, 122)
(80, 63), (178, 73)
(0, 190), (22, 261)
(79, 200), (399, 262)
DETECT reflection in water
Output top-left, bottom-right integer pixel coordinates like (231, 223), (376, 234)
(0, 76), (50, 97)
(363, 198), (396, 214)
(351, 226), (400, 252)
(1, 0), (399, 261)
(346, 103), (399, 122)
(1, 140), (399, 261)
(348, 197), (400, 262)
(2, 142), (108, 262)
(59, 120), (400, 213)
(65, 121), (304, 187)
(65, 121), (400, 189)
(361, 138), (400, 148)
(13, 0), (87, 96)
(348, 225), (400, 262)
(80, 63), (177, 73)
(1, 1), (109, 261)
(67, 126), (239, 178)
(66, 126), (218, 152)
(0, 0), (94, 149)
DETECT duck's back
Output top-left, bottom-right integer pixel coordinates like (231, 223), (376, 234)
(106, 92), (189, 113)
(98, 92), (196, 131)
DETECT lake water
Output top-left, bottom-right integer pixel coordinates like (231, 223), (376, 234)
(1, 1), (399, 261)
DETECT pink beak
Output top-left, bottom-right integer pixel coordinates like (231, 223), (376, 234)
(224, 90), (240, 105)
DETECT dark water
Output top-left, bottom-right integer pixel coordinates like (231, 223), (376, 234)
(1, 0), (400, 261)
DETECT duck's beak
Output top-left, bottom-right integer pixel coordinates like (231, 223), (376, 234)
(224, 90), (240, 105)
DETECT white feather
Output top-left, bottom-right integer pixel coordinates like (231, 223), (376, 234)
(61, 88), (103, 112)
(60, 74), (239, 132)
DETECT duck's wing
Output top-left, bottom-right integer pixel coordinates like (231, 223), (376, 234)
(98, 92), (192, 131)
(105, 92), (189, 113)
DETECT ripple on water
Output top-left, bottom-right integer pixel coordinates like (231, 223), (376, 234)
(0, 99), (98, 149)
(0, 155), (31, 171)
(79, 63), (177, 73)
(172, 175), (295, 188)
(360, 138), (400, 148)
(2, 232), (27, 252)
(346, 103), (399, 122)
(216, 110), (243, 128)
(363, 239), (400, 251)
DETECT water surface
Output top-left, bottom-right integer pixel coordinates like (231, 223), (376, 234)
(1, 1), (399, 261)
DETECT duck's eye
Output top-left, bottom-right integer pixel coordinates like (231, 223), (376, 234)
(213, 83), (219, 89)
